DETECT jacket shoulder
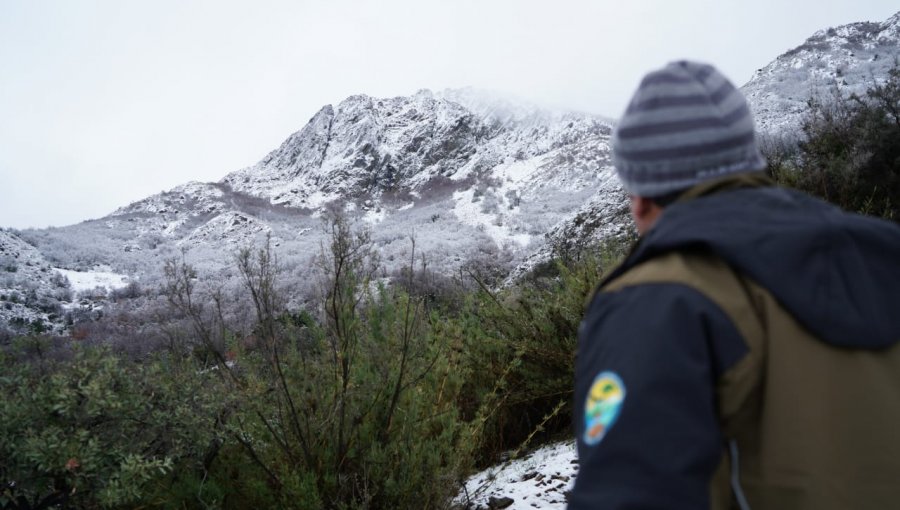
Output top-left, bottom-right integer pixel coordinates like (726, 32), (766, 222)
(602, 250), (764, 345)
(600, 250), (767, 427)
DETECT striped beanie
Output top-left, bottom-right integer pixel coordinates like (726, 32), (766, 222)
(611, 61), (766, 197)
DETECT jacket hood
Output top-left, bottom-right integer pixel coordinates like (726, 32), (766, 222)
(608, 179), (900, 350)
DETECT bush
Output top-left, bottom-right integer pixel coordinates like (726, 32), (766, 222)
(0, 347), (219, 509)
(110, 281), (142, 301)
(448, 238), (629, 466)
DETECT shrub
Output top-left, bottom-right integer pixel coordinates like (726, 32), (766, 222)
(3, 217), (632, 508)
(0, 347), (219, 509)
(449, 237), (629, 466)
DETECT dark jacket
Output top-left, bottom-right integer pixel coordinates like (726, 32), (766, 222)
(570, 174), (900, 509)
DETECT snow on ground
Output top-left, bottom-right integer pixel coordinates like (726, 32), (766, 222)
(164, 218), (187, 236)
(363, 207), (387, 225)
(451, 187), (531, 248)
(449, 154), (554, 248)
(54, 268), (130, 293)
(456, 441), (578, 510)
(303, 190), (340, 210)
(494, 155), (545, 187)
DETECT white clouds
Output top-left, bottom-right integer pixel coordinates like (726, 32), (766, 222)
(1, 0), (897, 228)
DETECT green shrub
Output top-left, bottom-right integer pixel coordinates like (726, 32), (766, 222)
(449, 239), (629, 466)
(0, 347), (219, 509)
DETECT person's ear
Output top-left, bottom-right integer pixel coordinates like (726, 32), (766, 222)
(629, 195), (662, 235)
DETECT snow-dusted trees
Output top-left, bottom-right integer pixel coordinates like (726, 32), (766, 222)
(766, 63), (900, 221)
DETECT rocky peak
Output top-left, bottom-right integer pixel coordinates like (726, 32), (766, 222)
(221, 88), (611, 210)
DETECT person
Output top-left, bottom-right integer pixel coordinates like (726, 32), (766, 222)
(569, 61), (900, 509)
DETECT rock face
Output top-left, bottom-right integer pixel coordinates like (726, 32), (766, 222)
(742, 11), (900, 135)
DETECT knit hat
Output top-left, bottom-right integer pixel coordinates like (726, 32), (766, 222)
(611, 61), (766, 197)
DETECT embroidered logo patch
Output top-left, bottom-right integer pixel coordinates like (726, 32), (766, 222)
(583, 371), (625, 446)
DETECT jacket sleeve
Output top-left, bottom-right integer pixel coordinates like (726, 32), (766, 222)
(569, 283), (747, 510)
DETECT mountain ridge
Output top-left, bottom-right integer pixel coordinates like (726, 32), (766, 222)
(220, 88), (614, 212)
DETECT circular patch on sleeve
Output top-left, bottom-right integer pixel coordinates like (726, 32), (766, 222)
(583, 371), (626, 446)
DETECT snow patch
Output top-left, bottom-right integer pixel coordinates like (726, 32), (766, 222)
(496, 156), (544, 187)
(447, 156), (550, 248)
(54, 268), (130, 293)
(452, 188), (531, 247)
(305, 190), (339, 209)
(456, 441), (577, 510)
(363, 208), (386, 225)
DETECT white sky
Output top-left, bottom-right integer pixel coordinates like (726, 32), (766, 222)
(1, 1), (897, 229)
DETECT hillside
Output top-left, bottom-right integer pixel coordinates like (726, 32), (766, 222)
(742, 11), (900, 134)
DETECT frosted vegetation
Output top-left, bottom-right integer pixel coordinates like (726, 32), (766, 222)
(742, 11), (900, 134)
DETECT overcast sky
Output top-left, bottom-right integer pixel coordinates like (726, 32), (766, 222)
(1, 1), (897, 229)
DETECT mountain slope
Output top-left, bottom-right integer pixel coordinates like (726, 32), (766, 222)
(223, 90), (612, 206)
(743, 11), (900, 135)
(0, 229), (72, 336)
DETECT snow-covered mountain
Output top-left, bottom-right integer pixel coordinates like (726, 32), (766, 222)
(7, 88), (627, 337)
(221, 88), (619, 232)
(78, 88), (623, 267)
(6, 10), (900, 338)
(743, 11), (900, 134)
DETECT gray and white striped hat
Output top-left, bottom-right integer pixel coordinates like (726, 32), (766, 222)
(611, 61), (766, 197)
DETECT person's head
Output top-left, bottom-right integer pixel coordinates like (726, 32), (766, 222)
(611, 61), (766, 234)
